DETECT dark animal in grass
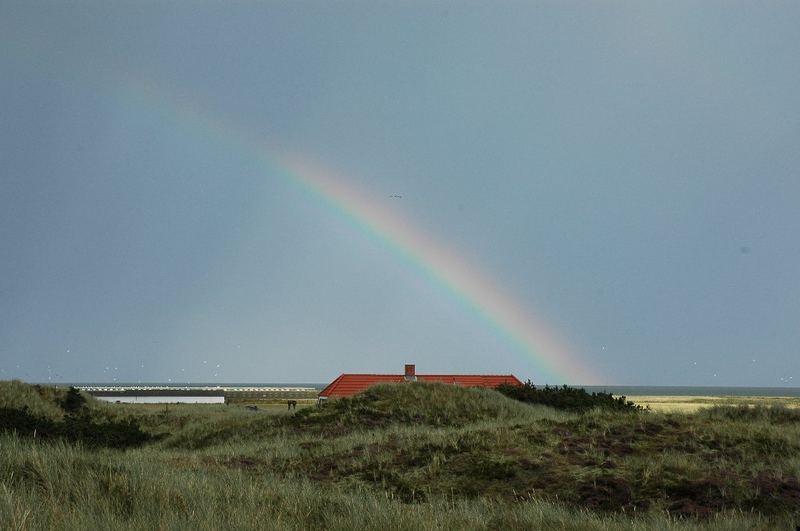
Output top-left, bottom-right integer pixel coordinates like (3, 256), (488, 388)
(287, 400), (297, 410)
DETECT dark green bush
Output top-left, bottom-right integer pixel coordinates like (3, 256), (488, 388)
(0, 406), (152, 448)
(0, 407), (59, 438)
(59, 386), (87, 413)
(496, 381), (643, 413)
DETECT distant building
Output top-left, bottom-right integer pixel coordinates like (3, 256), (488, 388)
(318, 363), (523, 399)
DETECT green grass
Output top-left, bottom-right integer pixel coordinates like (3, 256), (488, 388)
(289, 382), (568, 433)
(0, 381), (77, 420)
(1, 380), (799, 529)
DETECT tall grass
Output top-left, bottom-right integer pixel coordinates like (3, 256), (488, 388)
(0, 381), (71, 419)
(0, 434), (789, 530)
(2, 380), (799, 529)
(698, 404), (800, 424)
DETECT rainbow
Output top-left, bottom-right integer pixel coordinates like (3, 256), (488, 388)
(284, 157), (602, 384)
(117, 75), (603, 384)
(0, 24), (601, 383)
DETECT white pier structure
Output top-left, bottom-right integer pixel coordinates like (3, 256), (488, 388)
(78, 385), (316, 393)
(78, 385), (319, 404)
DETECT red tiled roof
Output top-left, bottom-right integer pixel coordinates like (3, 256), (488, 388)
(318, 373), (523, 398)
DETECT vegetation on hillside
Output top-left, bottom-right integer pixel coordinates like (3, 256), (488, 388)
(698, 403), (800, 424)
(0, 380), (75, 419)
(287, 382), (561, 433)
(1, 380), (799, 529)
(497, 381), (643, 412)
(0, 382), (152, 448)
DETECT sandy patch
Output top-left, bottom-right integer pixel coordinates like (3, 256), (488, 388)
(625, 395), (800, 413)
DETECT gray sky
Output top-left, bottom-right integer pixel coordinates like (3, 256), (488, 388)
(1, 2), (798, 386)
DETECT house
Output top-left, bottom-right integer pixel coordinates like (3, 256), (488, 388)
(318, 364), (523, 399)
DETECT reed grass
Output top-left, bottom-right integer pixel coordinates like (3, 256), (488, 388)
(1, 380), (799, 530)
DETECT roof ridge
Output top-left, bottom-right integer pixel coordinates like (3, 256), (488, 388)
(332, 373), (518, 377)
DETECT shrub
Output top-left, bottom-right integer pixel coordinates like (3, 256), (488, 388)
(0, 407), (59, 438)
(0, 406), (152, 449)
(59, 386), (87, 413)
(496, 381), (643, 413)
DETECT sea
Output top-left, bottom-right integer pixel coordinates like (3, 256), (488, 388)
(577, 386), (800, 397)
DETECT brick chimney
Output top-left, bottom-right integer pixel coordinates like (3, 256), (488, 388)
(404, 364), (416, 381)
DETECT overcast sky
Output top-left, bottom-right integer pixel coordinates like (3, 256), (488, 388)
(1, 2), (798, 386)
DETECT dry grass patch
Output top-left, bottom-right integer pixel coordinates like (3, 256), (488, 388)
(627, 395), (800, 413)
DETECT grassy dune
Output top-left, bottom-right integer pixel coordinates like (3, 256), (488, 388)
(1, 380), (799, 530)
